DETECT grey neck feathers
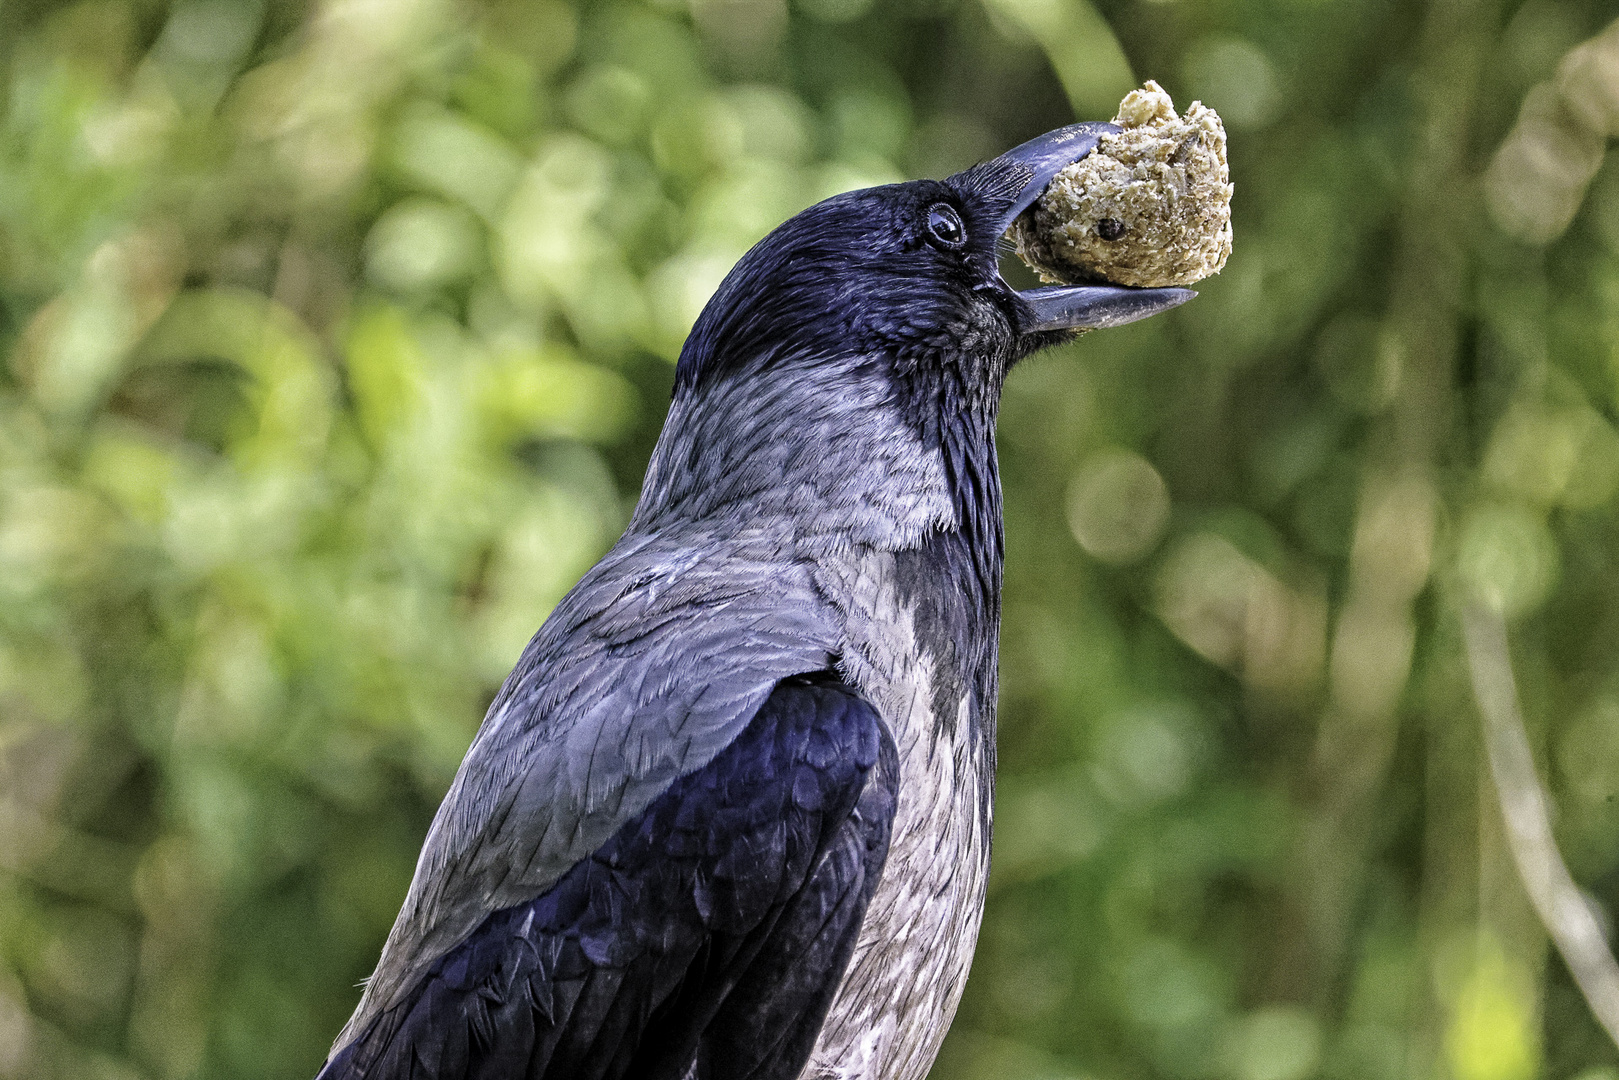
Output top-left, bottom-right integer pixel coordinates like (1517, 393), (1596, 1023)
(629, 350), (1007, 749)
(630, 354), (960, 553)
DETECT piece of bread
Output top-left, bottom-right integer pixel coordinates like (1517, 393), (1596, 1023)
(1010, 82), (1233, 288)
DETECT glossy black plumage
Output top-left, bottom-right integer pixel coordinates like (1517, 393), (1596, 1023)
(319, 675), (897, 1080)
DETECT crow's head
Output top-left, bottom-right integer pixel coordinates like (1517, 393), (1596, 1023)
(673, 123), (1194, 399)
(636, 124), (1194, 540)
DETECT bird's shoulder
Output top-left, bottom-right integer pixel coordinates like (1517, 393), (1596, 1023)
(347, 527), (846, 1037)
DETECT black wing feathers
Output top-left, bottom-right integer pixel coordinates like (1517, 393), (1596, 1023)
(320, 674), (896, 1080)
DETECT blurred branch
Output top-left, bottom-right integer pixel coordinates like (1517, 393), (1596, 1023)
(1485, 16), (1619, 245)
(978, 0), (1135, 120)
(1461, 602), (1619, 1049)
(1298, 0), (1503, 1009)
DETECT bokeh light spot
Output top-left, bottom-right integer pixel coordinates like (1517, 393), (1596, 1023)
(1066, 448), (1170, 565)
(1183, 38), (1280, 130)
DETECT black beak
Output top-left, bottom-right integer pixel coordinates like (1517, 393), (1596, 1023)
(984, 123), (1197, 334)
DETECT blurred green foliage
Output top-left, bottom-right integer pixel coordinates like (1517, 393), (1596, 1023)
(4, 0), (1619, 1077)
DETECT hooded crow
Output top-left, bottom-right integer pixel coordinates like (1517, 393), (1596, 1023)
(317, 122), (1193, 1080)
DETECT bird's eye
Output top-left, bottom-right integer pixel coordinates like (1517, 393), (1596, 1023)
(926, 203), (966, 248)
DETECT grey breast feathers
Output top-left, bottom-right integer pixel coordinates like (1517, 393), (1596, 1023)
(334, 527), (843, 1052)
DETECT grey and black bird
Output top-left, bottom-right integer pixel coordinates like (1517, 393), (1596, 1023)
(317, 122), (1192, 1080)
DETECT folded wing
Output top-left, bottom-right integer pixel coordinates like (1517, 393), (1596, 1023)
(319, 673), (897, 1080)
(341, 534), (845, 1047)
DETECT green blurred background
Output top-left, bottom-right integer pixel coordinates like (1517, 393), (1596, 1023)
(4, 0), (1619, 1076)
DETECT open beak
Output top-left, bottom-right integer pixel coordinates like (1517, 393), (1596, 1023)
(983, 123), (1197, 334)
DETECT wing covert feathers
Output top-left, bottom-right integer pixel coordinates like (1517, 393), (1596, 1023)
(340, 533), (843, 1046)
(318, 674), (897, 1080)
